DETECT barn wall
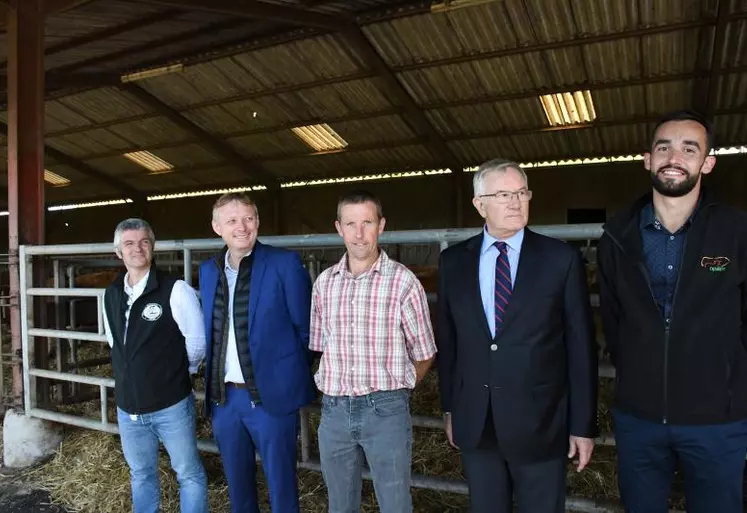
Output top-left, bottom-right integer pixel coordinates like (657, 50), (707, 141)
(7, 156), (745, 248)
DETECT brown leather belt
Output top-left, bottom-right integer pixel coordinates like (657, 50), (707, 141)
(225, 382), (247, 389)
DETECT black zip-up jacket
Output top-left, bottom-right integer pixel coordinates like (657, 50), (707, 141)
(598, 188), (747, 425)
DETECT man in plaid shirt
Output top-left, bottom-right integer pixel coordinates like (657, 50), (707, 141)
(310, 190), (437, 513)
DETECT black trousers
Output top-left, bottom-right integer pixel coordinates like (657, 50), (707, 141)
(460, 404), (566, 513)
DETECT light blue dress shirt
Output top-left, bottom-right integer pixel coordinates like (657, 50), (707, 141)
(479, 227), (524, 338)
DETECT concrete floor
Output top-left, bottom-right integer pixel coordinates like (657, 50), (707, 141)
(0, 483), (70, 513)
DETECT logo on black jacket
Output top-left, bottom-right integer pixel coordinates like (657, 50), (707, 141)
(141, 303), (163, 321)
(700, 256), (731, 272)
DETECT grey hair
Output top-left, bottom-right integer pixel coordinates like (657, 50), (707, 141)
(472, 158), (528, 197)
(113, 218), (155, 252)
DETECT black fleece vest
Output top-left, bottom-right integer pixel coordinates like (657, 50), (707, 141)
(105, 269), (191, 414)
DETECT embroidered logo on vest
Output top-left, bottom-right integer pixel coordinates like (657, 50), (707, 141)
(700, 256), (731, 272)
(141, 303), (163, 321)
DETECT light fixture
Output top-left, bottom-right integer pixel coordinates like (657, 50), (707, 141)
(539, 90), (596, 127)
(120, 63), (184, 83)
(44, 169), (71, 187)
(291, 124), (348, 152)
(281, 169), (451, 188)
(148, 185), (267, 201)
(123, 150), (174, 174)
(47, 199), (133, 212)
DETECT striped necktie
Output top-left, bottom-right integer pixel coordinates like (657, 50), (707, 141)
(494, 241), (512, 332)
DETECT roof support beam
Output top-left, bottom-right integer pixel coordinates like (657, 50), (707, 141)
(145, 0), (352, 31)
(704, 0), (732, 115)
(119, 82), (280, 189)
(42, 9), (181, 58)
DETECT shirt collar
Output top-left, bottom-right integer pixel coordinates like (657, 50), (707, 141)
(123, 270), (149, 297)
(333, 249), (390, 277)
(481, 226), (525, 255)
(640, 199), (699, 233)
(224, 249), (252, 273)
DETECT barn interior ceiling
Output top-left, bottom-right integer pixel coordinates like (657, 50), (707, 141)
(0, 0), (745, 208)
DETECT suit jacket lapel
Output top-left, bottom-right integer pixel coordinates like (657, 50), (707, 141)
(463, 235), (493, 341)
(496, 229), (541, 336)
(247, 242), (266, 337)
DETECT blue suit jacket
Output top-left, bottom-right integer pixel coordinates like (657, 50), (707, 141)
(199, 241), (316, 417)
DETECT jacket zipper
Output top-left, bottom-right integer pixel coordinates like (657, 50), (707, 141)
(606, 232), (672, 425)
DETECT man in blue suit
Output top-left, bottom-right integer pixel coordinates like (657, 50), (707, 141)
(199, 192), (315, 513)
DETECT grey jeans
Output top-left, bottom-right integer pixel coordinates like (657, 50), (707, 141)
(318, 388), (413, 513)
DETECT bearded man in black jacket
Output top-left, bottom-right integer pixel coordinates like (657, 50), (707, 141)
(598, 109), (747, 513)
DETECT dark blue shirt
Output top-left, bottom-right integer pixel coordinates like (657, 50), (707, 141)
(639, 203), (694, 324)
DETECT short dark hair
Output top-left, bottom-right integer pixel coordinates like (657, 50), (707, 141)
(336, 190), (383, 220)
(651, 109), (715, 153)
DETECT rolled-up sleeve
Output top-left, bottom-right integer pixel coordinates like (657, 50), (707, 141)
(170, 280), (206, 375)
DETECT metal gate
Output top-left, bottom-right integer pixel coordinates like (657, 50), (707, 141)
(19, 224), (629, 513)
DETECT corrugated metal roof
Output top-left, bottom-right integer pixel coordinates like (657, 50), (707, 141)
(265, 144), (437, 179)
(178, 166), (251, 186)
(641, 29), (702, 75)
(510, 131), (578, 161)
(228, 131), (311, 159)
(1, 0), (745, 205)
(596, 123), (653, 154)
(592, 86), (648, 119)
(55, 88), (150, 124)
(448, 137), (520, 165)
(582, 39), (641, 82)
(645, 79), (696, 115)
(330, 114), (416, 145)
(720, 18), (747, 67)
(45, 1), (166, 41)
(46, 11), (236, 71)
(427, 97), (547, 137)
(714, 72), (747, 111)
(399, 55), (538, 105)
(105, 117), (193, 147)
(46, 181), (123, 203)
(714, 113), (747, 144)
(47, 129), (133, 158)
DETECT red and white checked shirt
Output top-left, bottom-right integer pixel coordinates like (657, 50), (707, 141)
(310, 250), (437, 396)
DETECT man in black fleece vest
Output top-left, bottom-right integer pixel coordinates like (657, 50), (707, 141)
(103, 218), (208, 513)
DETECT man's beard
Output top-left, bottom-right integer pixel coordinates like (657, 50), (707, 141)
(651, 165), (700, 198)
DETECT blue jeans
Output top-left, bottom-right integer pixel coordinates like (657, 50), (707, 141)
(614, 409), (747, 513)
(318, 389), (413, 513)
(117, 394), (208, 513)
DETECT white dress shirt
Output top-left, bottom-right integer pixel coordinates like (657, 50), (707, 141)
(223, 250), (252, 383)
(103, 271), (206, 375)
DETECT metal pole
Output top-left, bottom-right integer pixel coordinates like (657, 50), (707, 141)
(299, 409), (311, 463)
(67, 265), (79, 396)
(53, 259), (65, 402)
(19, 246), (33, 413)
(100, 385), (108, 426)
(183, 248), (192, 285)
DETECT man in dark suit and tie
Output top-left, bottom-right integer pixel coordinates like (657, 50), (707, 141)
(436, 158), (598, 513)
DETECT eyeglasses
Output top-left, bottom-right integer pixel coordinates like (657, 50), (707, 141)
(478, 189), (533, 203)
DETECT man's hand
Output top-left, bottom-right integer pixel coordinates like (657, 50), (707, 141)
(568, 436), (594, 472)
(444, 413), (458, 449)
